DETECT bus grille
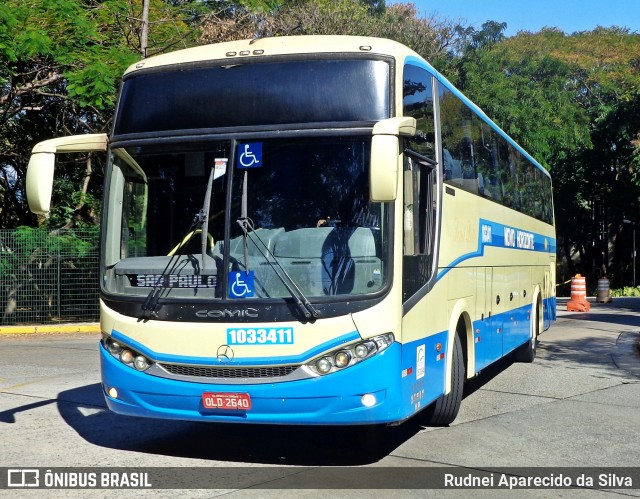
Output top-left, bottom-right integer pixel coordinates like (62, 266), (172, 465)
(158, 363), (298, 379)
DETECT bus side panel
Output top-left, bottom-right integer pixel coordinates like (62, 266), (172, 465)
(501, 266), (531, 355)
(437, 187), (556, 367)
(474, 267), (501, 372)
(399, 331), (448, 419)
(399, 271), (452, 419)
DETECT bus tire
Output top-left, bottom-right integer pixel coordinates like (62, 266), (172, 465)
(422, 332), (464, 426)
(515, 297), (540, 363)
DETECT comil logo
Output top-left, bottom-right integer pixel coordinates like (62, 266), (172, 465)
(7, 469), (39, 487)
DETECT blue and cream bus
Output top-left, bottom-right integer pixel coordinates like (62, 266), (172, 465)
(26, 36), (556, 426)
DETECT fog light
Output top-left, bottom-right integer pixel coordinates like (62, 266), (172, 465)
(134, 355), (150, 371)
(316, 357), (333, 374)
(361, 393), (376, 407)
(107, 387), (118, 399)
(120, 349), (134, 364)
(334, 351), (351, 368)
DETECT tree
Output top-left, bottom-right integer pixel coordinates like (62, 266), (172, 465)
(448, 25), (640, 287)
(0, 0), (202, 230)
(0, 0), (208, 324)
(198, 0), (456, 64)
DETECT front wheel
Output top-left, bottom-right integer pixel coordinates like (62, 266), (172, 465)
(421, 332), (465, 426)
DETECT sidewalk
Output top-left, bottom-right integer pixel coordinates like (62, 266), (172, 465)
(557, 295), (640, 311)
(556, 295), (640, 377)
(0, 323), (100, 335)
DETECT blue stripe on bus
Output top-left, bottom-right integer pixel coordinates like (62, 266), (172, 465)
(109, 329), (361, 366)
(436, 219), (556, 282)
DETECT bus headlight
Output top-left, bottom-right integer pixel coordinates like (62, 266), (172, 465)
(316, 357), (333, 374)
(120, 349), (135, 364)
(102, 334), (153, 372)
(334, 350), (351, 368)
(107, 341), (122, 355)
(354, 343), (370, 359)
(134, 355), (150, 371)
(306, 333), (394, 376)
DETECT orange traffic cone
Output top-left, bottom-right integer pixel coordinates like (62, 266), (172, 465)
(567, 274), (590, 312)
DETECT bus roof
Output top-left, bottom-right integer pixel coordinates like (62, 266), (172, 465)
(124, 35), (419, 75)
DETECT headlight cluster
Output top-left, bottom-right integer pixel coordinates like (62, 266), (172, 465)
(306, 333), (394, 376)
(102, 334), (152, 372)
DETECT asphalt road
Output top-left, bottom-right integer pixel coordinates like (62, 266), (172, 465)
(1, 298), (639, 497)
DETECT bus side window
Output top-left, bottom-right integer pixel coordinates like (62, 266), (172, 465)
(402, 64), (435, 161)
(440, 86), (474, 191)
(402, 153), (436, 300)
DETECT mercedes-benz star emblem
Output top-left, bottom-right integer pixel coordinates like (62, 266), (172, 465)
(216, 344), (234, 364)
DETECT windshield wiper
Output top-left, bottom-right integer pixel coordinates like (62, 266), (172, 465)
(237, 218), (320, 320)
(236, 172), (319, 320)
(141, 166), (215, 319)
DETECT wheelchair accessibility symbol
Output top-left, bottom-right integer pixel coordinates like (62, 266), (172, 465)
(229, 270), (255, 298)
(237, 143), (262, 169)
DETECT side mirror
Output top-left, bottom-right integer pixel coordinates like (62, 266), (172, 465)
(26, 133), (108, 214)
(370, 117), (416, 202)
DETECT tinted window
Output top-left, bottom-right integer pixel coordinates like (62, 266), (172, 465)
(104, 138), (391, 301)
(402, 153), (437, 301)
(439, 83), (553, 224)
(229, 137), (389, 299)
(114, 59), (391, 136)
(403, 65), (435, 158)
(440, 87), (476, 192)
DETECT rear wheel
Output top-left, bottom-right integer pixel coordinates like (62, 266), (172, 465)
(422, 332), (465, 426)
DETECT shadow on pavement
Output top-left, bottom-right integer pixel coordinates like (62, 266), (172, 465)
(47, 354), (517, 465)
(557, 297), (640, 329)
(51, 383), (428, 465)
(47, 363), (514, 465)
(0, 348), (525, 465)
(12, 299), (634, 465)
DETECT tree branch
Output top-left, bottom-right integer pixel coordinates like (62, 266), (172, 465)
(0, 72), (64, 107)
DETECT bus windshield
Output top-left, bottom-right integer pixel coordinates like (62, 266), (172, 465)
(103, 136), (390, 303)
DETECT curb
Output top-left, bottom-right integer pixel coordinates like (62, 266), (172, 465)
(0, 323), (100, 335)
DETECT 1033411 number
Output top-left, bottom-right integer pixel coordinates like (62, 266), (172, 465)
(227, 327), (294, 345)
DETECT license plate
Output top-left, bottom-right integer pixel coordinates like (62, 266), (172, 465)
(202, 392), (252, 410)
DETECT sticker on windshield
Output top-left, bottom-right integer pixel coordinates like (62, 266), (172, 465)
(229, 270), (255, 298)
(237, 143), (262, 169)
(214, 158), (228, 180)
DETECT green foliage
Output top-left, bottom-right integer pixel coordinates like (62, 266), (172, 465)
(1, 0), (637, 297)
(0, 0), (202, 229)
(0, 0), (137, 110)
(451, 25), (593, 169)
(448, 24), (640, 288)
(610, 286), (640, 297)
(199, 0), (453, 63)
(0, 226), (100, 324)
(0, 226), (99, 276)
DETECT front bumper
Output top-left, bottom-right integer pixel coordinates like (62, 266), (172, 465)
(100, 341), (404, 425)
